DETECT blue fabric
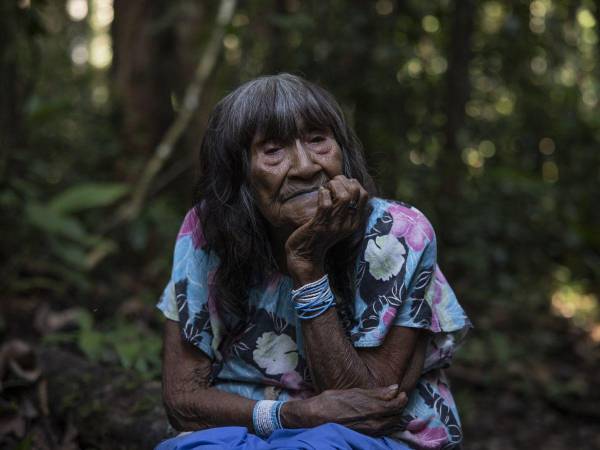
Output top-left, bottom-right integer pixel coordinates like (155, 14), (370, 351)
(155, 424), (413, 450)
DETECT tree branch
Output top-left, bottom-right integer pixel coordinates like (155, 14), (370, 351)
(113, 0), (237, 227)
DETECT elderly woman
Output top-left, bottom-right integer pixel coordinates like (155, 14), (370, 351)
(156, 74), (470, 450)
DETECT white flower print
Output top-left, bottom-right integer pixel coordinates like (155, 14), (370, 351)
(253, 332), (299, 375)
(365, 235), (406, 281)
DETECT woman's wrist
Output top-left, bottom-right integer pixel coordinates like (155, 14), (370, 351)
(252, 400), (285, 437)
(291, 275), (336, 320)
(279, 399), (315, 429)
(287, 259), (325, 289)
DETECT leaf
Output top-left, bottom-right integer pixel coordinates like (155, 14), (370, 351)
(413, 268), (434, 292)
(26, 202), (89, 241)
(48, 239), (88, 267)
(48, 182), (129, 214)
(25, 95), (71, 124)
(409, 298), (432, 327)
(107, 321), (162, 379)
(75, 309), (94, 332)
(42, 332), (76, 346)
(113, 340), (140, 369)
(267, 13), (315, 30)
(77, 328), (105, 362)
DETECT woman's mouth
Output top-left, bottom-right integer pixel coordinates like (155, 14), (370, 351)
(284, 187), (319, 202)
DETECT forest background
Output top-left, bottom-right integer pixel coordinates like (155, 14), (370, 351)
(1, 0), (599, 449)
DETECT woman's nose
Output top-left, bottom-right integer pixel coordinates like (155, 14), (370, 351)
(289, 139), (320, 178)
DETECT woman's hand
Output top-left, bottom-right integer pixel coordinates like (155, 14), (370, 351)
(285, 175), (369, 287)
(281, 385), (408, 436)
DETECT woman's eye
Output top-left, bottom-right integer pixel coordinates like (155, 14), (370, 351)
(309, 136), (325, 144)
(265, 147), (282, 155)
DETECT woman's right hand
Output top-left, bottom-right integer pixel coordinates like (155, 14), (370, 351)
(281, 384), (408, 436)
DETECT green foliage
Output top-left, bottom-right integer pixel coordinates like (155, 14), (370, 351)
(14, 436), (33, 450)
(44, 310), (162, 380)
(48, 183), (129, 215)
(23, 183), (125, 272)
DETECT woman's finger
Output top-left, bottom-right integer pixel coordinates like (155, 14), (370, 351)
(372, 384), (399, 401)
(345, 178), (366, 223)
(387, 390), (407, 405)
(316, 185), (333, 222)
(355, 182), (369, 216)
(331, 176), (361, 207)
(331, 177), (366, 229)
(327, 178), (352, 208)
(345, 177), (362, 205)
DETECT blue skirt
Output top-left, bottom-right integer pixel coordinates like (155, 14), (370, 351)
(155, 424), (412, 450)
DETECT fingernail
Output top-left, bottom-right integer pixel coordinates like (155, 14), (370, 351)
(388, 384), (398, 391)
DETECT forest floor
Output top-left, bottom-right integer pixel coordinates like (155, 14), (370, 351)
(1, 296), (599, 450)
(452, 370), (600, 450)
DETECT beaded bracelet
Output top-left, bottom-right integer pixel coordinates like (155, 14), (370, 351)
(252, 400), (284, 437)
(291, 275), (336, 320)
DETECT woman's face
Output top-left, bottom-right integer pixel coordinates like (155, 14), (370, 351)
(249, 128), (344, 231)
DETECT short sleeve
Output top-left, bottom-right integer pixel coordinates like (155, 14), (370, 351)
(156, 207), (221, 361)
(350, 199), (471, 370)
(156, 280), (179, 321)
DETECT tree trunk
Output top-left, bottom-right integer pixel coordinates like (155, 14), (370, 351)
(111, 0), (177, 163)
(442, 0), (475, 193)
(0, 2), (25, 153)
(435, 0), (475, 250)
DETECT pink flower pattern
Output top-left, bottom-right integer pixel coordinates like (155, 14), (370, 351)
(280, 370), (304, 390)
(399, 425), (449, 449)
(406, 416), (433, 432)
(382, 307), (396, 327)
(206, 271), (219, 317)
(437, 379), (456, 408)
(265, 272), (282, 295)
(177, 209), (206, 249)
(429, 269), (444, 333)
(389, 204), (434, 252)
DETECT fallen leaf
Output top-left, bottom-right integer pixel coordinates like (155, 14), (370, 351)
(0, 339), (41, 385)
(34, 304), (83, 335)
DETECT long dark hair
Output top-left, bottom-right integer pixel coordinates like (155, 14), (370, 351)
(194, 73), (376, 328)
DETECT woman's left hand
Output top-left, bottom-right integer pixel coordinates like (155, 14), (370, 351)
(285, 175), (369, 287)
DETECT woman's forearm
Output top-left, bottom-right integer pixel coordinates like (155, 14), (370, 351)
(162, 319), (255, 430)
(163, 319), (316, 431)
(288, 258), (422, 393)
(164, 370), (319, 432)
(162, 318), (416, 433)
(289, 269), (380, 390)
(164, 384), (255, 431)
(299, 307), (421, 392)
(300, 308), (388, 390)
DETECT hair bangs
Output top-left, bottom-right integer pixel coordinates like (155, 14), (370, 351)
(230, 75), (342, 150)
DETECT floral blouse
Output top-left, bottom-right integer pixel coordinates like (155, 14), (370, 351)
(157, 198), (472, 450)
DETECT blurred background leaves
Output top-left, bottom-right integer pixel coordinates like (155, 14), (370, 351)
(1, 0), (599, 448)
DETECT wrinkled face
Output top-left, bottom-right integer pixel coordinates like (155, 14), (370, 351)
(249, 128), (344, 231)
